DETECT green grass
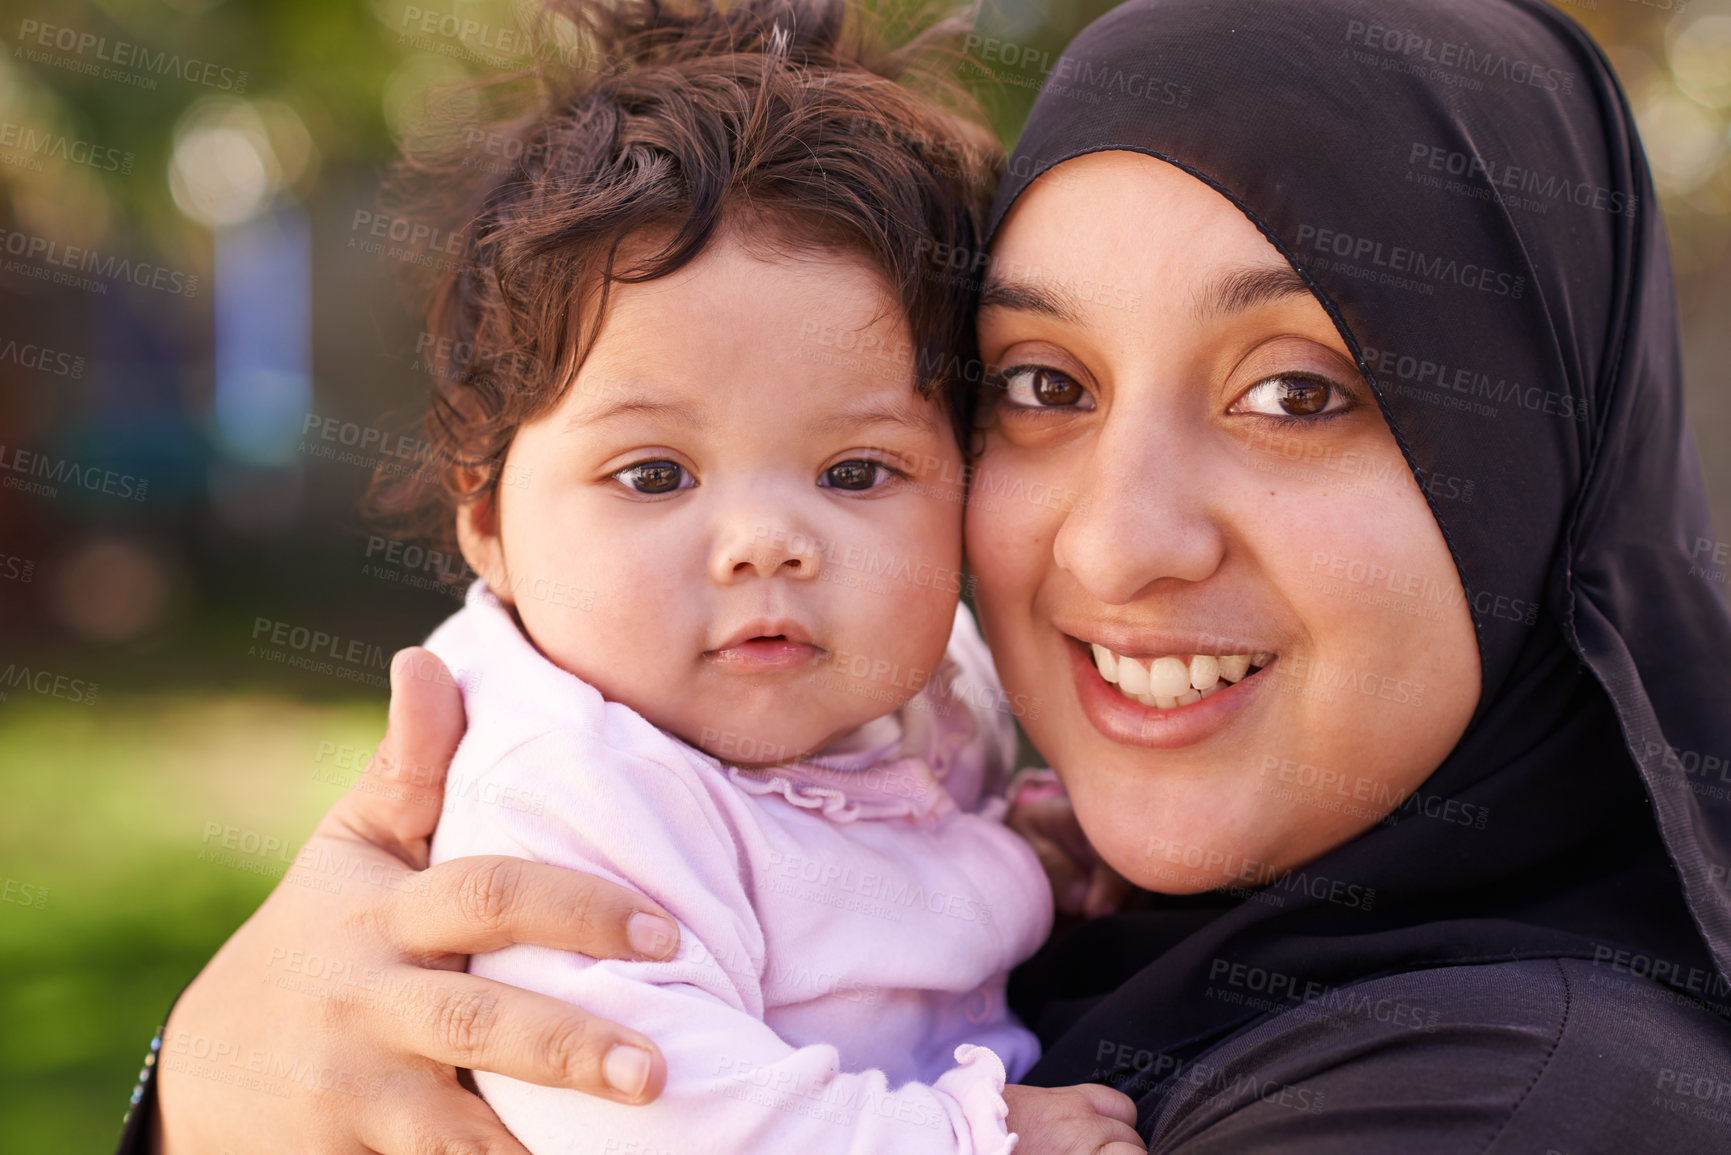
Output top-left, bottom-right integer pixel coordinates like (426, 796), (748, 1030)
(0, 694), (385, 1153)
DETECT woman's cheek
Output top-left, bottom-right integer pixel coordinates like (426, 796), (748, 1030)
(967, 438), (1068, 563)
(1269, 480), (1479, 835)
(1296, 486), (1458, 670)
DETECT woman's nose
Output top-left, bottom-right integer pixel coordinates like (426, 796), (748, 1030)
(1053, 419), (1226, 605)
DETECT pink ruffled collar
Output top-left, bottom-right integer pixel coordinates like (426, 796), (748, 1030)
(716, 653), (983, 826)
(727, 754), (959, 826)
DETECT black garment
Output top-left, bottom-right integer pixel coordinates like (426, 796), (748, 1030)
(1133, 957), (1731, 1153)
(985, 0), (1731, 1145)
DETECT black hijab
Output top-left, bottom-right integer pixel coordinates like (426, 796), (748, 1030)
(989, 0), (1731, 1087)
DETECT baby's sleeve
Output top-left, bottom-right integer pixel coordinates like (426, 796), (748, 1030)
(435, 729), (1022, 1155)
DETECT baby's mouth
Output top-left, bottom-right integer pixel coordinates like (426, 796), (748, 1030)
(705, 625), (826, 672)
(1086, 643), (1274, 710)
(713, 636), (811, 659)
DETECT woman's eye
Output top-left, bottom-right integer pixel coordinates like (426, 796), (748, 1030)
(820, 460), (892, 491)
(1233, 374), (1353, 419)
(994, 365), (1094, 410)
(613, 460), (691, 494)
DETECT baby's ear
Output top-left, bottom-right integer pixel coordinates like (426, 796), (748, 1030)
(455, 477), (512, 603)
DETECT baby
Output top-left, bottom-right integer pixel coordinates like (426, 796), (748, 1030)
(372, 1), (1137, 1151)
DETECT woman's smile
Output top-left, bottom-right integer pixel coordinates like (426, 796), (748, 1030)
(1065, 634), (1275, 750)
(1082, 639), (1273, 706)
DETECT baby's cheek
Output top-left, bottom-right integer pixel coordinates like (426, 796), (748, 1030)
(850, 568), (958, 689)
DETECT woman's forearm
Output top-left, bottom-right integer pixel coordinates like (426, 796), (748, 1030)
(145, 649), (680, 1154)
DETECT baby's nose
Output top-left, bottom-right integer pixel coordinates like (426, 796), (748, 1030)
(731, 553), (808, 578)
(712, 523), (822, 583)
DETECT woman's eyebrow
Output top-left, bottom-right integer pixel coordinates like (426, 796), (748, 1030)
(978, 277), (1082, 323)
(1193, 264), (1313, 319)
(980, 265), (1312, 323)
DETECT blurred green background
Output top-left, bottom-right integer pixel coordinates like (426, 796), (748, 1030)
(1, 0), (1728, 1150)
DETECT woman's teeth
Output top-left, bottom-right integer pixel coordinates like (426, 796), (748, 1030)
(1089, 643), (1271, 709)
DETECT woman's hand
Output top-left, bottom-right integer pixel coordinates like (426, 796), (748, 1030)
(154, 647), (682, 1155)
(1004, 1083), (1147, 1154)
(1006, 772), (1135, 919)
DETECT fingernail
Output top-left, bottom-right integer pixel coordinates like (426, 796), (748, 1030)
(603, 1044), (653, 1099)
(627, 911), (676, 959)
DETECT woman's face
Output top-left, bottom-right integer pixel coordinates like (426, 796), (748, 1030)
(969, 152), (1481, 892)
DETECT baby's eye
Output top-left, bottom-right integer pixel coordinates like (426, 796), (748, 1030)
(613, 460), (692, 494)
(993, 365), (1095, 410)
(1231, 374), (1355, 419)
(820, 460), (893, 491)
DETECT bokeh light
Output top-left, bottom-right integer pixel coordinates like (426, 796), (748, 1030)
(168, 98), (285, 229)
(1669, 13), (1731, 109)
(1638, 80), (1728, 195)
(48, 538), (176, 645)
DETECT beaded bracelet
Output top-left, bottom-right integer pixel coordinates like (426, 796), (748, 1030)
(115, 1025), (163, 1152)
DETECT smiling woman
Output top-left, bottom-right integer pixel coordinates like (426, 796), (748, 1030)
(973, 0), (1731, 1147)
(970, 152), (1482, 890)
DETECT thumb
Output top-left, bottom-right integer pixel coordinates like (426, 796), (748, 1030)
(323, 646), (466, 865)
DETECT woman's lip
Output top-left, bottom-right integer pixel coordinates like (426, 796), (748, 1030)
(704, 638), (824, 673)
(1067, 636), (1270, 750)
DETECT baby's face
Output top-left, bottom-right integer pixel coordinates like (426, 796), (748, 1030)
(460, 233), (966, 766)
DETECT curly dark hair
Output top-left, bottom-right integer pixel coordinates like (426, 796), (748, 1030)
(364, 0), (1002, 557)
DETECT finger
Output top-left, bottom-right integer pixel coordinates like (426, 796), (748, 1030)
(328, 648), (468, 865)
(360, 1077), (536, 1155)
(1084, 863), (1136, 919)
(1015, 795), (1105, 877)
(1022, 832), (1089, 914)
(1094, 1116), (1147, 1152)
(1003, 795), (1047, 838)
(399, 855), (681, 962)
(1066, 1083), (1140, 1128)
(377, 967), (669, 1102)
(1043, 801), (1106, 872)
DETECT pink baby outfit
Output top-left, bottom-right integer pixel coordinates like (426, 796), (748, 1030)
(425, 582), (1053, 1155)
